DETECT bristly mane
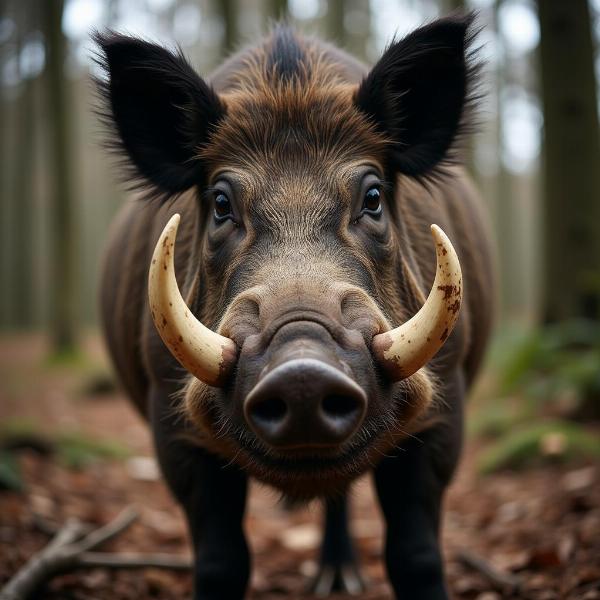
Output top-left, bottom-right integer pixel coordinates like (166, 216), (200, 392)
(218, 26), (362, 94)
(266, 24), (308, 82)
(200, 28), (387, 174)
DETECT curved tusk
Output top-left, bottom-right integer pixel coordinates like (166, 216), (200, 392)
(372, 225), (462, 381)
(148, 214), (237, 386)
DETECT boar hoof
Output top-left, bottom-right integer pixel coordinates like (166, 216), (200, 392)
(308, 562), (366, 597)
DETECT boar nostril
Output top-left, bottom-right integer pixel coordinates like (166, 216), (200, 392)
(251, 396), (287, 423)
(244, 358), (367, 448)
(321, 394), (360, 420)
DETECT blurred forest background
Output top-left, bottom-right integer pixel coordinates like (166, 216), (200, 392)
(0, 2), (599, 599)
(2, 0), (600, 463)
(1, 0), (599, 335)
(0, 0), (553, 335)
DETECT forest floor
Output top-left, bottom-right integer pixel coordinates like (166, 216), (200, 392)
(0, 334), (599, 600)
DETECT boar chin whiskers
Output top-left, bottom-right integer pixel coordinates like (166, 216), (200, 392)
(393, 423), (424, 445)
(222, 448), (244, 470)
(372, 446), (396, 460)
(212, 410), (234, 440)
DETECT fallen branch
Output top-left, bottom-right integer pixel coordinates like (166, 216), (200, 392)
(79, 552), (191, 570)
(0, 507), (191, 600)
(456, 549), (522, 594)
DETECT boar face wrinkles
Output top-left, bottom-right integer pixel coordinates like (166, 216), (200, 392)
(184, 44), (434, 500)
(96, 17), (479, 500)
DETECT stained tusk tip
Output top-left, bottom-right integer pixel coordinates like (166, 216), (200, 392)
(371, 221), (462, 382)
(167, 213), (181, 230)
(430, 224), (445, 240)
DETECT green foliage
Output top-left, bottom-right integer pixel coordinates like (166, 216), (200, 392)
(472, 320), (600, 473)
(0, 419), (130, 472)
(43, 348), (91, 370)
(467, 400), (527, 438)
(498, 319), (600, 409)
(0, 418), (41, 438)
(0, 451), (23, 491)
(478, 420), (600, 474)
(54, 431), (130, 469)
(504, 320), (597, 384)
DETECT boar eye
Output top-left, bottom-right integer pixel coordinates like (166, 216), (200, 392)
(361, 186), (382, 216)
(214, 192), (234, 223)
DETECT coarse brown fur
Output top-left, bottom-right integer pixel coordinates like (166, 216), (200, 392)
(99, 23), (495, 501)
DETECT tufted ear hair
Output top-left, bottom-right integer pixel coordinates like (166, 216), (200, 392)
(94, 32), (225, 199)
(354, 14), (480, 180)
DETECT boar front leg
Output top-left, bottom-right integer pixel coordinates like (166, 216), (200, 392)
(374, 371), (465, 600)
(310, 494), (365, 596)
(149, 387), (250, 600)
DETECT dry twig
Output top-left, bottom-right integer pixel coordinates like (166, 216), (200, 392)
(0, 507), (191, 600)
(457, 548), (522, 594)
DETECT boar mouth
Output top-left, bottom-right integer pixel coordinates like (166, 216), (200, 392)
(236, 428), (377, 476)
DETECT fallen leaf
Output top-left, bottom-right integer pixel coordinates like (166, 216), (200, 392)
(279, 523), (320, 551)
(126, 456), (160, 481)
(529, 545), (563, 568)
(562, 466), (596, 492)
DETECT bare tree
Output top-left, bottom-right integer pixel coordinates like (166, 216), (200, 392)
(326, 0), (346, 46)
(268, 0), (288, 21)
(537, 0), (600, 322)
(216, 0), (238, 56)
(43, 0), (77, 352)
(493, 0), (521, 319)
(443, 0), (465, 12)
(0, 0), (11, 328)
(344, 0), (371, 62)
(12, 3), (36, 328)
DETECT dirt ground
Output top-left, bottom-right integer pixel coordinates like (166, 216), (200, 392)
(0, 334), (599, 599)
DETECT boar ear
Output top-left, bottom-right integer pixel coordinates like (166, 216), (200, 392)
(355, 14), (479, 179)
(94, 32), (225, 198)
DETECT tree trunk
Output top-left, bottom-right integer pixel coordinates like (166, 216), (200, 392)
(344, 0), (370, 62)
(13, 4), (36, 329)
(537, 0), (600, 322)
(217, 0), (238, 56)
(326, 0), (345, 46)
(494, 0), (520, 320)
(43, 0), (77, 353)
(443, 0), (465, 12)
(268, 0), (288, 21)
(0, 0), (11, 328)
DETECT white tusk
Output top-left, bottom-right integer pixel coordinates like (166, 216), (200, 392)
(148, 213), (237, 386)
(372, 224), (462, 381)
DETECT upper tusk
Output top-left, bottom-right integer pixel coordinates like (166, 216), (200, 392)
(372, 224), (463, 381)
(148, 213), (237, 386)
